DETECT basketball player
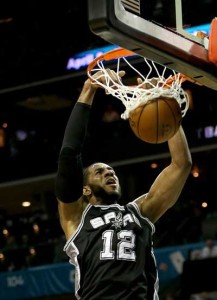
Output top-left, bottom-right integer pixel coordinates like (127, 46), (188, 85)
(55, 70), (192, 300)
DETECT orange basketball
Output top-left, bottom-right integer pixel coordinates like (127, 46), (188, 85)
(129, 97), (182, 144)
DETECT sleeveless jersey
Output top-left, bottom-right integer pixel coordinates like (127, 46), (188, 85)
(64, 201), (159, 300)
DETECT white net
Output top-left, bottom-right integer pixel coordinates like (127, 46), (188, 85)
(88, 56), (189, 120)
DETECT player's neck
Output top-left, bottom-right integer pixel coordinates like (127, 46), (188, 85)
(89, 196), (117, 206)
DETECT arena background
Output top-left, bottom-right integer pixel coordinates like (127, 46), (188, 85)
(0, 1), (217, 299)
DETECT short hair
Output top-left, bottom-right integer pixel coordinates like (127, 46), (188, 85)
(83, 162), (105, 185)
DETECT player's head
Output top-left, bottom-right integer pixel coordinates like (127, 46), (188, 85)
(82, 162), (121, 204)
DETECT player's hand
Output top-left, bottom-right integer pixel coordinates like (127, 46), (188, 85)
(137, 77), (159, 89)
(90, 69), (126, 92)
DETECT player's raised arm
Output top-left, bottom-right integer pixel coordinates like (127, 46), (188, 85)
(55, 78), (98, 238)
(55, 71), (125, 239)
(136, 125), (192, 223)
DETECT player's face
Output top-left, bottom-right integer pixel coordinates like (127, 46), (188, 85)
(87, 163), (121, 204)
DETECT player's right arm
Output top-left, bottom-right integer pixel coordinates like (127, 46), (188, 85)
(55, 79), (98, 239)
(55, 71), (125, 239)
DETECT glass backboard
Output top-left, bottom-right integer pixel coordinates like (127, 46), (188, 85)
(88, 0), (217, 90)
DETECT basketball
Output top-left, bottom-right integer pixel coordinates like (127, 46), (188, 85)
(129, 97), (182, 144)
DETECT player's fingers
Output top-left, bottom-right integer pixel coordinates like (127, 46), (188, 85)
(106, 69), (125, 81)
(137, 77), (157, 89)
(118, 70), (126, 78)
(137, 77), (143, 85)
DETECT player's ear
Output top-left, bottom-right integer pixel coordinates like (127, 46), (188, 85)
(83, 185), (91, 196)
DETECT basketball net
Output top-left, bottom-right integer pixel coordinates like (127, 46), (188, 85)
(87, 48), (189, 120)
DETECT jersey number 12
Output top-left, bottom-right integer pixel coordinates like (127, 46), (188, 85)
(100, 229), (136, 261)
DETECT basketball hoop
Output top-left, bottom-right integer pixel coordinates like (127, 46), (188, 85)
(87, 48), (190, 120)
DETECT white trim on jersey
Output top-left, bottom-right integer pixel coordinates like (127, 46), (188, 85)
(63, 203), (92, 300)
(94, 203), (126, 210)
(129, 197), (155, 234)
(64, 203), (92, 248)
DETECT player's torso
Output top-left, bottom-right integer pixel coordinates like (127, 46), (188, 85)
(65, 202), (157, 300)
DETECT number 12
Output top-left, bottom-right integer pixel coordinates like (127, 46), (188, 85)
(100, 229), (136, 261)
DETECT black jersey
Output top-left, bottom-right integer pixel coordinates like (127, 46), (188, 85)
(64, 201), (159, 300)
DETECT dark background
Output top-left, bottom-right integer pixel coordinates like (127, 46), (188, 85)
(0, 0), (216, 225)
(0, 2), (216, 299)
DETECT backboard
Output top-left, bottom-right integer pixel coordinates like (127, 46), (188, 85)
(88, 0), (217, 90)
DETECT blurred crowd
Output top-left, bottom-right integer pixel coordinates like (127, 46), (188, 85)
(0, 208), (68, 272)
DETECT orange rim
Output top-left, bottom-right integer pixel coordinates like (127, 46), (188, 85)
(87, 47), (136, 75)
(165, 74), (203, 86)
(87, 47), (203, 87)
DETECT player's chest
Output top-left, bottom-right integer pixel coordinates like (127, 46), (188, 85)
(87, 209), (141, 231)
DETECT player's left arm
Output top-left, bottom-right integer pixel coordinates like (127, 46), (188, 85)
(135, 126), (192, 223)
